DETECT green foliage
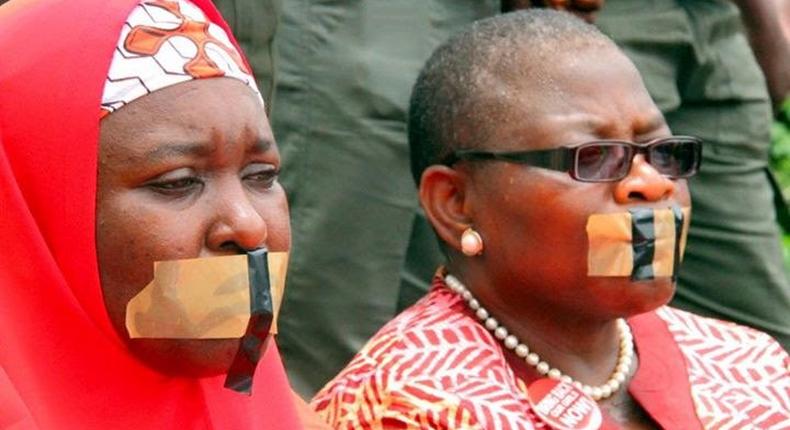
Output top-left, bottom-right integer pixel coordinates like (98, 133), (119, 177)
(769, 98), (790, 267)
(771, 99), (790, 203)
(784, 234), (790, 269)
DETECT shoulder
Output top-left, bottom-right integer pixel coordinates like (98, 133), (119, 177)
(656, 306), (788, 361)
(655, 306), (790, 427)
(311, 287), (539, 429)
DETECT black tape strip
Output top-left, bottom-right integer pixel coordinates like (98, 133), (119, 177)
(671, 206), (684, 280)
(224, 248), (274, 394)
(630, 208), (655, 280)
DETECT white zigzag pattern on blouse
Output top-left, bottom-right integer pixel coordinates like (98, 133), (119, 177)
(312, 288), (546, 429)
(657, 307), (790, 430)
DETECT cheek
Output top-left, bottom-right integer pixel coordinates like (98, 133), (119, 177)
(96, 194), (205, 309)
(255, 185), (291, 251)
(676, 180), (692, 207)
(485, 185), (589, 264)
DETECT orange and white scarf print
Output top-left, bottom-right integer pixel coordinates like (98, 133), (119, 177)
(101, 0), (261, 117)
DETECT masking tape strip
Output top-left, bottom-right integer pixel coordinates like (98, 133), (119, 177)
(651, 208), (676, 278)
(224, 249), (274, 394)
(671, 206), (683, 280)
(126, 254), (251, 339)
(586, 212), (633, 276)
(629, 208), (655, 280)
(586, 205), (689, 280)
(267, 252), (289, 335)
(679, 207), (691, 261)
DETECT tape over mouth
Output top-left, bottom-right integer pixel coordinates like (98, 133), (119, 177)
(586, 206), (690, 280)
(125, 249), (288, 394)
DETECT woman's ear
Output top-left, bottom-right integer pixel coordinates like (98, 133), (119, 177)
(418, 165), (472, 255)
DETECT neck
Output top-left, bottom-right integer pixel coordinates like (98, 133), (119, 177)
(445, 265), (630, 394)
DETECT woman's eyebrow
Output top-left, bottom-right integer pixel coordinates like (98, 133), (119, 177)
(249, 137), (274, 154)
(142, 142), (214, 161)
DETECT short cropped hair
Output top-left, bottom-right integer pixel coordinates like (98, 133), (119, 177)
(407, 9), (616, 184)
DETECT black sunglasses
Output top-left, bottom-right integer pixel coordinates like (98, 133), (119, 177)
(443, 136), (702, 182)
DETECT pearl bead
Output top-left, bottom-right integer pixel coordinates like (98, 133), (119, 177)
(468, 299), (480, 310)
(475, 308), (489, 320)
(591, 387), (603, 400)
(504, 335), (519, 350)
(560, 375), (573, 384)
(515, 344), (529, 358)
(484, 317), (498, 331)
(461, 230), (484, 255)
(607, 380), (620, 392)
(462, 291), (472, 301)
(620, 355), (633, 368)
(613, 371), (626, 383)
(601, 385), (612, 399)
(494, 327), (508, 340)
(536, 362), (550, 375)
(526, 353), (540, 366)
(548, 369), (562, 380)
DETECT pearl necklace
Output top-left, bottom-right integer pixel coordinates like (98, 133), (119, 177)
(444, 274), (634, 401)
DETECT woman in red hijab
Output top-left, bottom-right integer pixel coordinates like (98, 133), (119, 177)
(0, 0), (322, 428)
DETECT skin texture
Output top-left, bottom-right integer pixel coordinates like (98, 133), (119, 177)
(420, 46), (688, 429)
(96, 78), (290, 376)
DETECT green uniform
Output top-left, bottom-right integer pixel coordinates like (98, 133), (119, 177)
(221, 0), (789, 396)
(270, 1), (499, 396)
(213, 0), (281, 108)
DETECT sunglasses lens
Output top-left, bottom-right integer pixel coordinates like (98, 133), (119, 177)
(576, 144), (630, 181)
(651, 139), (700, 177)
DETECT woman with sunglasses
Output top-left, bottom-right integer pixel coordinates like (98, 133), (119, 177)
(312, 10), (789, 429)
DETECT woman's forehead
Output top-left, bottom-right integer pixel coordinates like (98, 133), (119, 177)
(479, 53), (666, 150)
(99, 79), (271, 159)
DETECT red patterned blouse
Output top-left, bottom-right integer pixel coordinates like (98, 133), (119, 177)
(312, 277), (790, 429)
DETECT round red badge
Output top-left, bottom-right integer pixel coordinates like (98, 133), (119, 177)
(527, 378), (602, 430)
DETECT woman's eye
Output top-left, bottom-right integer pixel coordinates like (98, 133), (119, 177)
(147, 176), (202, 196)
(243, 164), (279, 190)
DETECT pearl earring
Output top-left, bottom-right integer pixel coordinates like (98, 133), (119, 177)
(461, 228), (484, 256)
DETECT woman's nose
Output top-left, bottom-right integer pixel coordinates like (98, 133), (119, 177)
(205, 185), (267, 252)
(613, 154), (676, 203)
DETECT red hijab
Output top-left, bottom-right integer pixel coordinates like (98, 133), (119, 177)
(0, 0), (303, 428)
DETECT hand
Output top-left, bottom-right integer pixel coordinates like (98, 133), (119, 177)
(501, 0), (605, 23)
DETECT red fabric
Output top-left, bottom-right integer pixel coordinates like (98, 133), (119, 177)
(0, 1), (302, 428)
(627, 312), (703, 429)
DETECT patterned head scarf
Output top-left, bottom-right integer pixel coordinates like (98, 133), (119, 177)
(100, 0), (261, 118)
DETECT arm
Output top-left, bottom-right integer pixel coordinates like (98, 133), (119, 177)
(501, 0), (605, 23)
(731, 0), (790, 112)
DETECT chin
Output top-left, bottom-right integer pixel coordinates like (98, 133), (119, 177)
(590, 276), (676, 318)
(127, 338), (241, 377)
(622, 277), (676, 315)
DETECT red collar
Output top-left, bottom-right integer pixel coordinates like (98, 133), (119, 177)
(626, 311), (703, 429)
